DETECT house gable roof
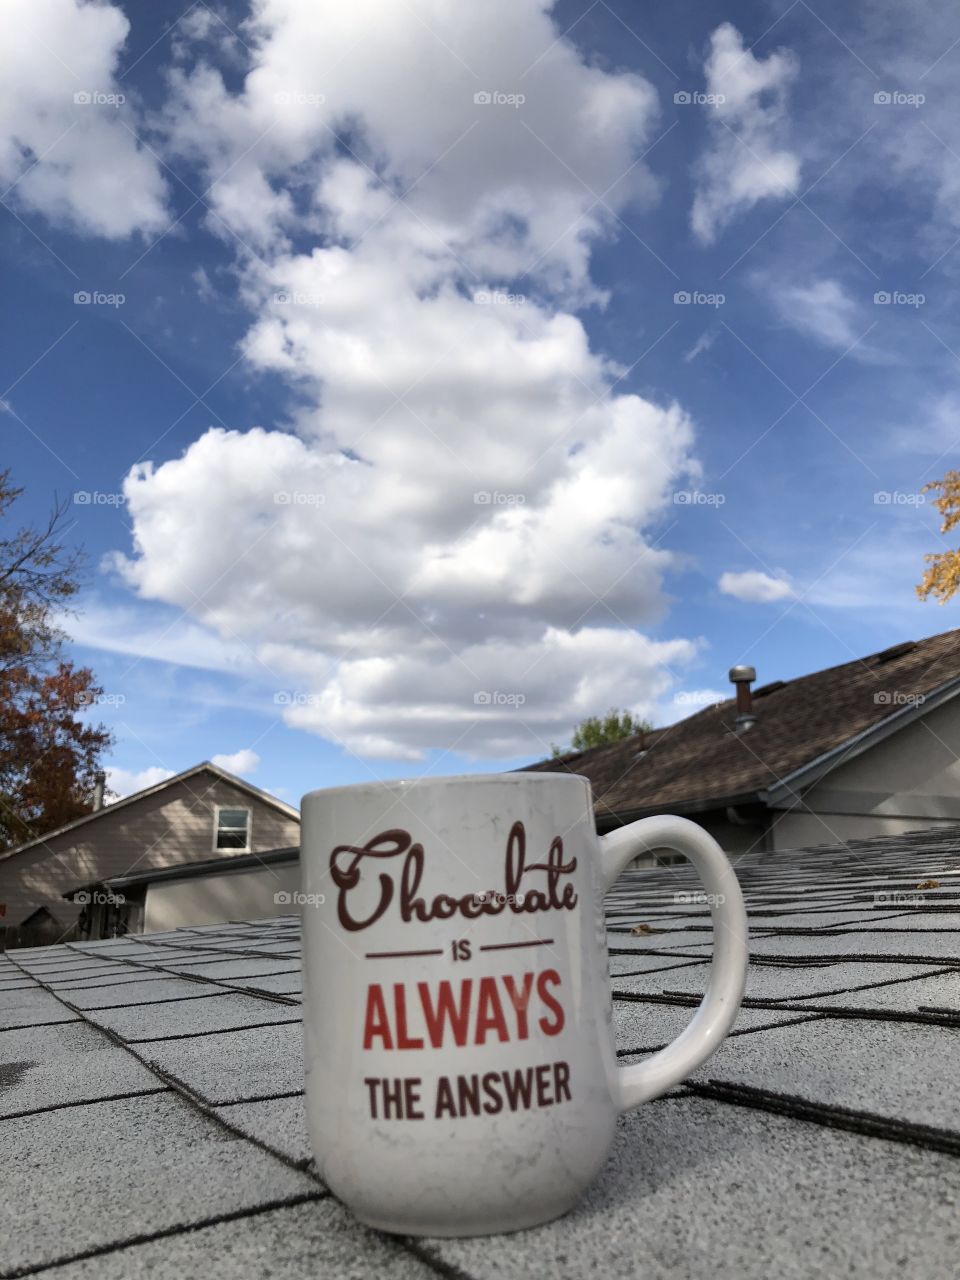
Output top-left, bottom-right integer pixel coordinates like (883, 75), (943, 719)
(0, 762), (299, 864)
(523, 628), (960, 824)
(64, 845), (301, 898)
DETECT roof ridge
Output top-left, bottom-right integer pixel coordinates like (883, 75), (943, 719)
(0, 762), (299, 864)
(519, 625), (960, 817)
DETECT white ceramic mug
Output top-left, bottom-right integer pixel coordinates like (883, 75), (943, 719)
(300, 772), (748, 1237)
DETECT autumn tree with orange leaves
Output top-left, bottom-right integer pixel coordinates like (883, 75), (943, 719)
(0, 472), (112, 851)
(917, 471), (960, 604)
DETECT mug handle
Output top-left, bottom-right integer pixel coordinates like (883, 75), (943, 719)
(599, 814), (749, 1109)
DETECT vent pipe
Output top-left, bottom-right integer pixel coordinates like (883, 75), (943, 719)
(728, 665), (757, 733)
(92, 771), (106, 812)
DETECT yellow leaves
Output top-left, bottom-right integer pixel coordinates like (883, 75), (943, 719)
(922, 471), (960, 532)
(916, 550), (960, 604)
(917, 472), (960, 604)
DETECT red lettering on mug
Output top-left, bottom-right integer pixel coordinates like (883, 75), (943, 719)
(536, 969), (565, 1036)
(474, 976), (511, 1045)
(502, 972), (534, 1040)
(418, 979), (473, 1048)
(362, 971), (567, 1049)
(363, 984), (393, 1050)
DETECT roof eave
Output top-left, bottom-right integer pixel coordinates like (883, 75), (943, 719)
(594, 790), (766, 831)
(762, 672), (960, 809)
(63, 844), (301, 897)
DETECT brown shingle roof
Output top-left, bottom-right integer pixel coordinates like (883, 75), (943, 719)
(523, 628), (960, 822)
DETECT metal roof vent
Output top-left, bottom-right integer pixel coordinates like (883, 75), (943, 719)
(729, 664), (757, 733)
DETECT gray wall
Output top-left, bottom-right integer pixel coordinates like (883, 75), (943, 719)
(771, 695), (960, 849)
(626, 812), (767, 865)
(0, 770), (300, 933)
(143, 859), (302, 932)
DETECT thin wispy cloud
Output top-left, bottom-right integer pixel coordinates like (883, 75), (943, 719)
(684, 329), (718, 362)
(691, 23), (801, 244)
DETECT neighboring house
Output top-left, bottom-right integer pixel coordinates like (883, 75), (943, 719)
(0, 762), (300, 949)
(525, 627), (960, 858)
(70, 846), (300, 939)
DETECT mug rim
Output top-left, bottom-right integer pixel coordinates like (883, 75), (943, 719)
(301, 770), (590, 805)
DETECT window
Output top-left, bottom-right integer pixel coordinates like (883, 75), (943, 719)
(215, 807), (251, 851)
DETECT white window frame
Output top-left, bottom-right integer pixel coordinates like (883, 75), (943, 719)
(213, 804), (252, 853)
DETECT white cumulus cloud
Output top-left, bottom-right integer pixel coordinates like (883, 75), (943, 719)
(106, 765), (175, 800)
(719, 570), (795, 603)
(0, 0), (168, 237)
(212, 748), (261, 775)
(691, 23), (800, 244)
(108, 0), (703, 759)
(160, 0), (660, 285)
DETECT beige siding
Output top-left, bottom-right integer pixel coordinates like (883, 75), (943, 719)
(144, 860), (301, 932)
(624, 814), (767, 866)
(771, 696), (960, 850)
(0, 770), (300, 932)
(770, 809), (958, 850)
(692, 816), (767, 856)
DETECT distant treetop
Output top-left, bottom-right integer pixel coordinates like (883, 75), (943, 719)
(551, 709), (651, 758)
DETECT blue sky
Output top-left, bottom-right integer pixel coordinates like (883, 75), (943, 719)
(3, 0), (959, 805)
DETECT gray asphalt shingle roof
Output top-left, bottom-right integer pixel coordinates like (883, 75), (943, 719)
(3, 823), (960, 1278)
